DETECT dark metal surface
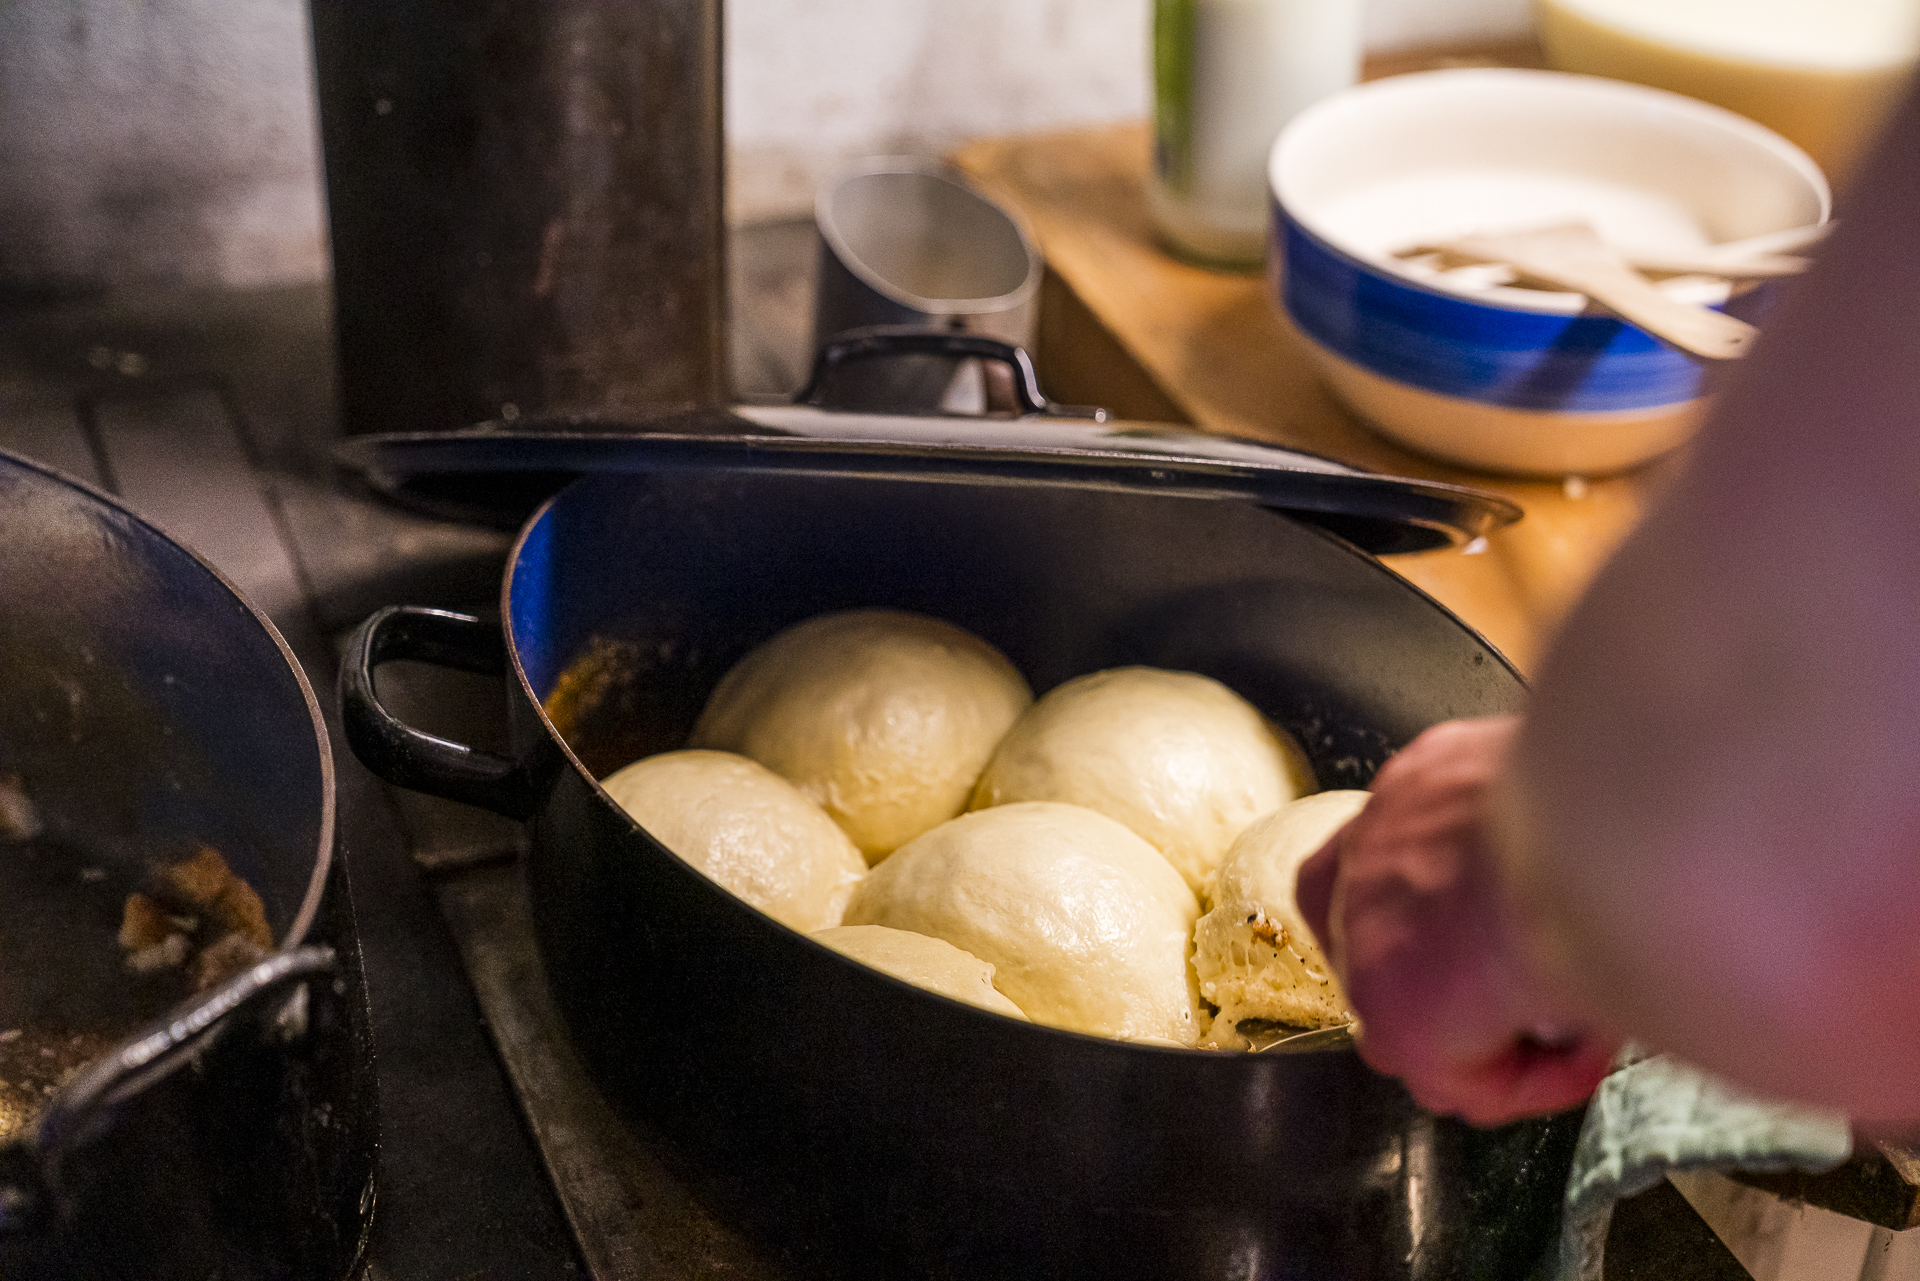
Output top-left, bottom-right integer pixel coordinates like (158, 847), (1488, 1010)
(811, 162), (1041, 350)
(335, 401), (1524, 555)
(331, 755), (584, 1281)
(306, 0), (726, 436)
(0, 453), (334, 945)
(435, 861), (784, 1279)
(0, 918), (376, 1281)
(0, 451), (377, 1280)
(798, 327), (1063, 416)
(0, 282), (1819, 1281)
(1731, 1137), (1920, 1231)
(811, 165), (1043, 414)
(345, 469), (1582, 1281)
(0, 292), (582, 1279)
(342, 607), (540, 819)
(1603, 1179), (1755, 1281)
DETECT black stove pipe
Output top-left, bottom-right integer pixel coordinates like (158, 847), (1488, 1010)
(306, 0), (726, 436)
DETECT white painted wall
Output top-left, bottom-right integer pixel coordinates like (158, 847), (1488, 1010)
(1366, 0), (1534, 55)
(726, 0), (1150, 223)
(725, 0), (1534, 223)
(0, 0), (327, 294)
(0, 0), (1532, 290)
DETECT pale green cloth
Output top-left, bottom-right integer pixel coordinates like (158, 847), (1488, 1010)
(1545, 1053), (1852, 1281)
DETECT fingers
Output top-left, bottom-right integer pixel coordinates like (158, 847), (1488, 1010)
(1387, 1035), (1619, 1127)
(1300, 715), (1613, 1128)
(1295, 822), (1342, 957)
(1370, 717), (1519, 804)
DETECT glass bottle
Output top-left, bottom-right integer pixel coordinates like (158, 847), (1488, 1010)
(1151, 0), (1366, 269)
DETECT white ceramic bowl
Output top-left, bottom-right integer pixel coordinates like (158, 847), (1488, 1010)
(1268, 68), (1830, 476)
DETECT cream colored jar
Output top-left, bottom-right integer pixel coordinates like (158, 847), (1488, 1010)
(1537, 0), (1920, 187)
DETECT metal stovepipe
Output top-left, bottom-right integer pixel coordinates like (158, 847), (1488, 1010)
(306, 0), (726, 435)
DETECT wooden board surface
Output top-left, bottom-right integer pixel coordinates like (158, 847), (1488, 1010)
(953, 41), (1674, 673)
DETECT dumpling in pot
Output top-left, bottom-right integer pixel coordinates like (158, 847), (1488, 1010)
(1193, 789), (1367, 1049)
(970, 667), (1314, 896)
(845, 802), (1201, 1044)
(601, 749), (865, 933)
(812, 924), (1028, 1019)
(690, 609), (1032, 864)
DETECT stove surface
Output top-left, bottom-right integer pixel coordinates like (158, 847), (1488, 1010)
(0, 281), (1792, 1281)
(0, 281), (819, 1281)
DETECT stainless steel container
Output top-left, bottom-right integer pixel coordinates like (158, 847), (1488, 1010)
(306, 0), (726, 434)
(812, 160), (1043, 413)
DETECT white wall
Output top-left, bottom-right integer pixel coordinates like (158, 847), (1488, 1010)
(1365, 0), (1533, 55)
(726, 0), (1151, 224)
(0, 0), (327, 294)
(0, 0), (1533, 291)
(724, 0), (1533, 223)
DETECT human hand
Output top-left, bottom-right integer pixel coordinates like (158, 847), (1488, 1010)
(1296, 717), (1619, 1126)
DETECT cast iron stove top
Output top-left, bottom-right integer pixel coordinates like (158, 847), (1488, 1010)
(0, 283), (1790, 1281)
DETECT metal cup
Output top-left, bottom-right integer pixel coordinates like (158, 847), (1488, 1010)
(811, 159), (1043, 413)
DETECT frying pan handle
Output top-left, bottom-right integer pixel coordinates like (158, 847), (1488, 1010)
(798, 325), (1108, 420)
(6, 946), (338, 1234)
(339, 606), (540, 820)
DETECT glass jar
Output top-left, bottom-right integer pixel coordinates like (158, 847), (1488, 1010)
(1151, 0), (1366, 269)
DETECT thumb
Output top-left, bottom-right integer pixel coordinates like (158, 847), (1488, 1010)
(1295, 825), (1345, 959)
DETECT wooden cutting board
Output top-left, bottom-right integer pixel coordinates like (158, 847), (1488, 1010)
(951, 40), (1670, 674)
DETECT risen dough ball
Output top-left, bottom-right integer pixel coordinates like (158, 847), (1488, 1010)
(1194, 789), (1367, 1048)
(811, 924), (1028, 1019)
(845, 802), (1201, 1043)
(969, 667), (1314, 896)
(601, 750), (865, 933)
(689, 609), (1032, 864)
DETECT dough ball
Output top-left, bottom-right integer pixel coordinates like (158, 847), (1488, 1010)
(601, 750), (865, 933)
(970, 667), (1314, 896)
(689, 609), (1032, 863)
(845, 802), (1201, 1044)
(1193, 790), (1367, 1049)
(811, 924), (1028, 1020)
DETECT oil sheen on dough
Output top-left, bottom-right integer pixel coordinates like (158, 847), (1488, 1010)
(601, 749), (866, 933)
(1194, 790), (1367, 1048)
(690, 609), (1032, 864)
(811, 924), (1028, 1019)
(845, 802), (1202, 1044)
(970, 667), (1313, 897)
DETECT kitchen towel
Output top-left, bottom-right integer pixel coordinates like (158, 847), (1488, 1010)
(1547, 1051), (1853, 1281)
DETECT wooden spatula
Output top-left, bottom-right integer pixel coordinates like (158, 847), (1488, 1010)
(1430, 222), (1757, 362)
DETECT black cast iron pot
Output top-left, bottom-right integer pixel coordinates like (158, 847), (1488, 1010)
(0, 451), (378, 1281)
(342, 464), (1580, 1280)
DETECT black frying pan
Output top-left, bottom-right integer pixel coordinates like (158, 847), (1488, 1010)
(0, 450), (377, 1281)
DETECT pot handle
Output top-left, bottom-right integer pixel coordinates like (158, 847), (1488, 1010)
(4, 946), (338, 1234)
(797, 325), (1108, 420)
(339, 606), (539, 820)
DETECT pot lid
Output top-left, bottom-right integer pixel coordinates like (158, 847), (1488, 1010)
(337, 404), (1519, 556)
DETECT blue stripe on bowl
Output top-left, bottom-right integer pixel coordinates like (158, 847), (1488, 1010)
(1273, 208), (1712, 413)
